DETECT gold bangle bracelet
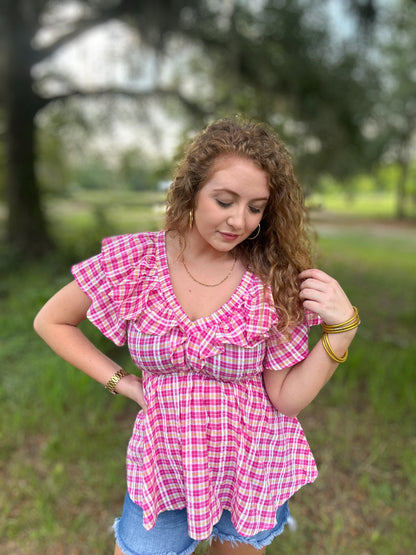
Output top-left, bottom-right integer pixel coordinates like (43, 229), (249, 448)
(105, 368), (130, 395)
(321, 306), (360, 334)
(321, 332), (348, 363)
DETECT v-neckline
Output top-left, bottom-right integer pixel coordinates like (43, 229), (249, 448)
(156, 231), (252, 326)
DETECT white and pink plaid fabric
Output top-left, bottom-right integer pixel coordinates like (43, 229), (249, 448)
(72, 231), (320, 540)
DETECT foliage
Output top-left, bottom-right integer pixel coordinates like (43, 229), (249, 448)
(117, 148), (168, 191)
(0, 0), (205, 255)
(370, 0), (416, 218)
(68, 155), (162, 193)
(311, 160), (416, 220)
(162, 0), (381, 187)
(1, 0), (394, 257)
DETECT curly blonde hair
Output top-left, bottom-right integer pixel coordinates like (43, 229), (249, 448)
(165, 116), (312, 333)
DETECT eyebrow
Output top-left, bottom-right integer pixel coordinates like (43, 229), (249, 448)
(213, 188), (269, 202)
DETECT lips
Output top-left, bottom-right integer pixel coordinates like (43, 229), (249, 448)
(219, 232), (239, 241)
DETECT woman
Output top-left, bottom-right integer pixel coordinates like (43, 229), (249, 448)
(34, 117), (359, 555)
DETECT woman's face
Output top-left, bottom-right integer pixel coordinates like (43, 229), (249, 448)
(191, 155), (270, 253)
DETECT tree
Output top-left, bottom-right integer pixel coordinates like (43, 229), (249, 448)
(174, 0), (380, 189)
(373, 0), (416, 218)
(0, 0), (203, 257)
(0, 0), (384, 257)
(2, 0), (53, 255)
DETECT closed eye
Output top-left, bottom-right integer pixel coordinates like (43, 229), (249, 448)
(249, 206), (262, 214)
(216, 199), (232, 208)
(217, 199), (263, 213)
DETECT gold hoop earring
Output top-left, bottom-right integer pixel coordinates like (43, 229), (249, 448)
(189, 209), (194, 230)
(248, 224), (261, 240)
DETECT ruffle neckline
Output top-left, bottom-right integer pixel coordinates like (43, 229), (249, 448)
(101, 232), (279, 370)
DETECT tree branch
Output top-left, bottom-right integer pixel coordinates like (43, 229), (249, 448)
(34, 18), (113, 64)
(38, 86), (207, 117)
(33, 0), (139, 64)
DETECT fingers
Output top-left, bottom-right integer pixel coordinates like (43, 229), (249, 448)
(299, 269), (335, 301)
(299, 268), (331, 282)
(299, 268), (353, 324)
(299, 269), (337, 300)
(135, 378), (147, 412)
(137, 388), (148, 413)
(119, 374), (147, 412)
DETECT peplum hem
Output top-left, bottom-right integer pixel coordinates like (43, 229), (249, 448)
(126, 372), (318, 541)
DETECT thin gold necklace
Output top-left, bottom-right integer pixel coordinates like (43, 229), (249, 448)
(182, 255), (237, 287)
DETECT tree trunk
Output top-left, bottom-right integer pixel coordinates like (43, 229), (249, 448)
(395, 156), (409, 220)
(4, 3), (53, 257)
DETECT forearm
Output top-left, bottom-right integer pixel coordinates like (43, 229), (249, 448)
(264, 328), (357, 417)
(265, 268), (361, 418)
(35, 320), (121, 384)
(33, 280), (144, 404)
(35, 320), (144, 402)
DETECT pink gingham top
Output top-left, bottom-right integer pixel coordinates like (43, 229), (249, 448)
(72, 231), (320, 540)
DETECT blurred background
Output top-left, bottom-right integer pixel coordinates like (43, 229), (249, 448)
(0, 1), (415, 553)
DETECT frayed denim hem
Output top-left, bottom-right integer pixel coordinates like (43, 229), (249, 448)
(113, 518), (199, 555)
(211, 506), (291, 551)
(211, 518), (289, 551)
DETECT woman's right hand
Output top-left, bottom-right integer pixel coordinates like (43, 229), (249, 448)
(116, 373), (147, 412)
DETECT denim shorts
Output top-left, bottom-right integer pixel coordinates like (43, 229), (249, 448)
(113, 491), (290, 555)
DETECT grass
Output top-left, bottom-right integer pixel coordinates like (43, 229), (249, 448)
(308, 190), (416, 219)
(278, 219), (416, 555)
(1, 193), (415, 554)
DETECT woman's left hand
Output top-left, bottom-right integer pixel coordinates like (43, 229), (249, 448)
(299, 268), (354, 325)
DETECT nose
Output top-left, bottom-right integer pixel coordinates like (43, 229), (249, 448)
(227, 205), (245, 230)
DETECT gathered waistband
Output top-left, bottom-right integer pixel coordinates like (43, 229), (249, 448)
(142, 369), (262, 385)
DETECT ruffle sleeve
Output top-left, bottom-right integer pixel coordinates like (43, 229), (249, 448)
(263, 309), (322, 371)
(71, 233), (159, 346)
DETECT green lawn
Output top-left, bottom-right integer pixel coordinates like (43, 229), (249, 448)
(308, 190), (416, 219)
(1, 195), (415, 554)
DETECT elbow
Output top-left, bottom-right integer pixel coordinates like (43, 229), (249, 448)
(276, 404), (301, 419)
(263, 368), (301, 418)
(282, 410), (300, 419)
(33, 309), (46, 337)
(33, 313), (42, 336)
(267, 394), (300, 419)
